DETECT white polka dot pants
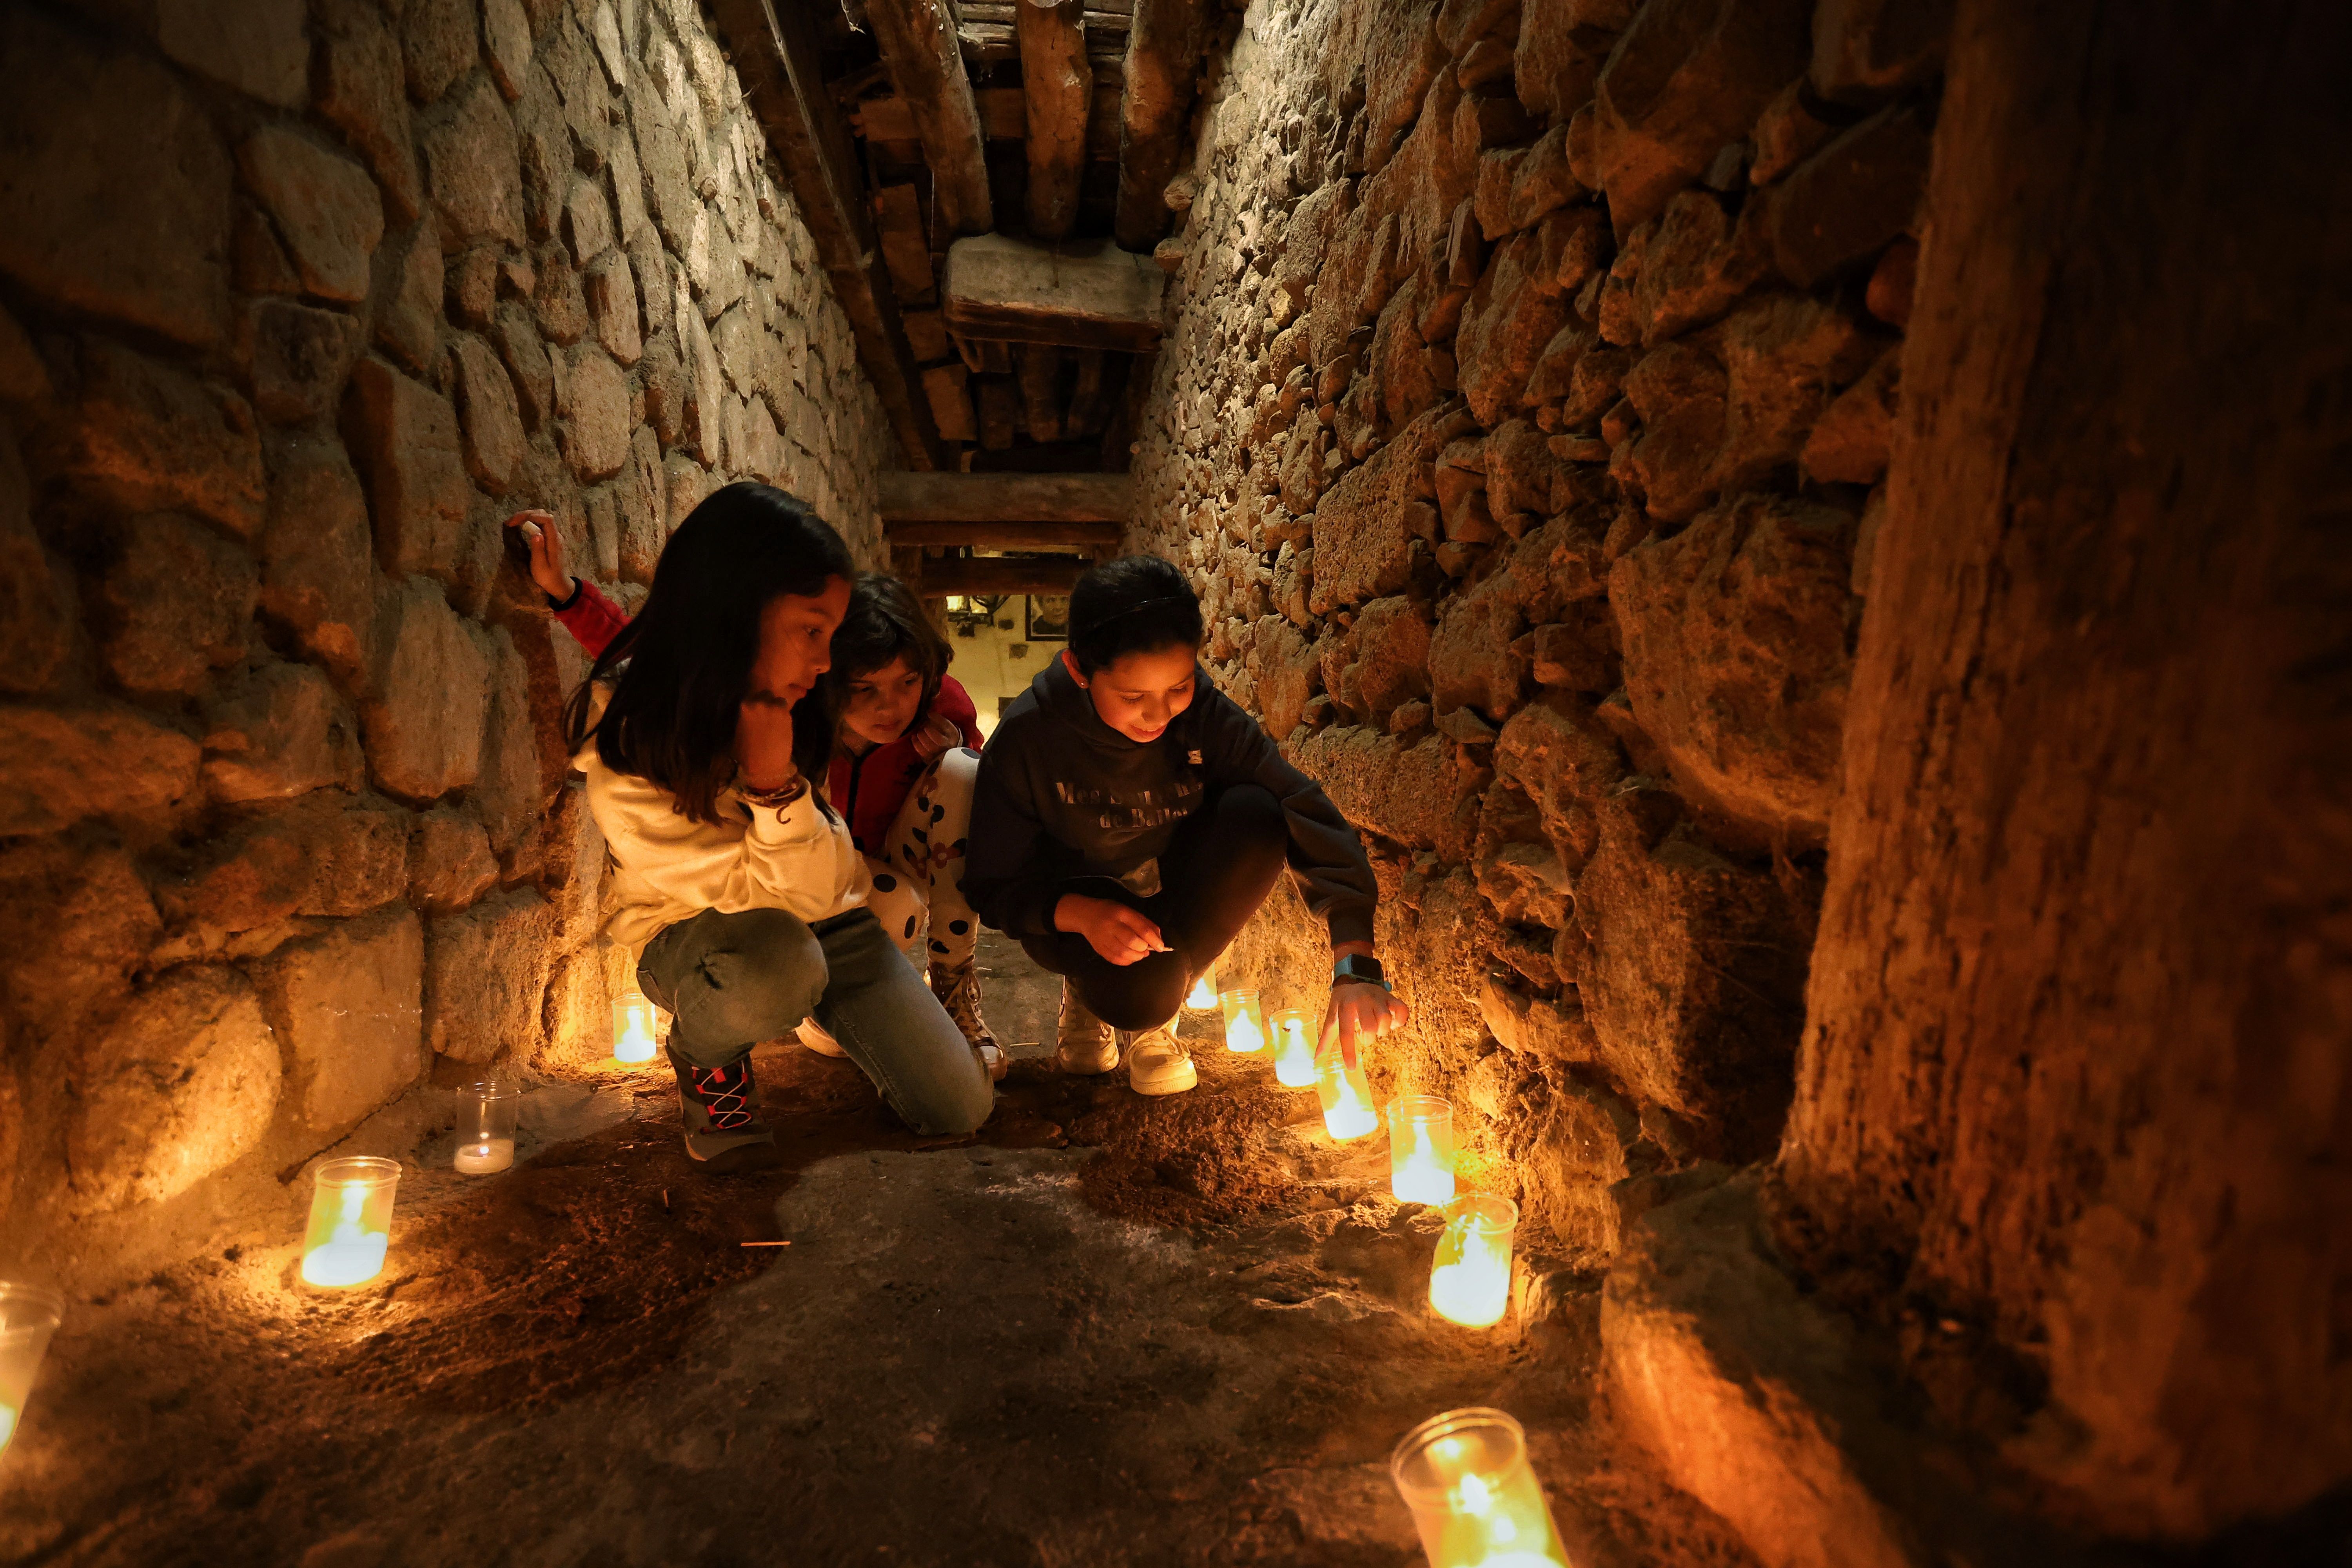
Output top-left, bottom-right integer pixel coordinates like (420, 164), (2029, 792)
(863, 745), (982, 976)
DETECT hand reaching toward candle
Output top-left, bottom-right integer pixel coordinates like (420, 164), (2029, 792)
(1054, 893), (1167, 966)
(1322, 978), (1410, 1071)
(503, 509), (576, 602)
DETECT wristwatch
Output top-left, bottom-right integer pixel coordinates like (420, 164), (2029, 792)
(1332, 954), (1388, 991)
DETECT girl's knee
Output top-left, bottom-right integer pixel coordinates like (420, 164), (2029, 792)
(690, 909), (826, 1038)
(1219, 784), (1285, 843)
(922, 1067), (994, 1137)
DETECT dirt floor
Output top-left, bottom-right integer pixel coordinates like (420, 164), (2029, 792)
(0, 936), (1757, 1568)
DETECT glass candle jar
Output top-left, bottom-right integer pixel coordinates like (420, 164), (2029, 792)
(1221, 988), (1268, 1053)
(1269, 1006), (1317, 1089)
(0, 1282), (64, 1460)
(1428, 1193), (1518, 1328)
(1316, 1044), (1379, 1140)
(1389, 1406), (1569, 1568)
(612, 989), (659, 1064)
(299, 1156), (402, 1289)
(453, 1082), (518, 1175)
(1387, 1095), (1457, 1206)
(1183, 964), (1218, 1012)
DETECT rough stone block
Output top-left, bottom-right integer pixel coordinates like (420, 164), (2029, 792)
(1284, 728), (1456, 851)
(1515, 2), (1608, 123)
(255, 908), (426, 1136)
(471, 627), (544, 854)
(1623, 341), (1731, 522)
(0, 419), (73, 695)
(403, 0), (482, 104)
(1710, 292), (1878, 495)
(243, 299), (367, 425)
(450, 335), (526, 494)
(1810, 0), (1950, 105)
(53, 340), (265, 539)
(0, 706), (199, 836)
(483, 0), (535, 99)
(98, 515), (258, 698)
(317, 0), (424, 223)
(201, 662), (364, 802)
(533, 245), (591, 345)
(558, 345), (632, 480)
(491, 303), (557, 431)
(259, 434), (377, 677)
(1457, 229), (1572, 426)
(585, 251), (643, 365)
(563, 173), (615, 268)
(0, 837), (162, 1032)
(159, 799), (407, 931)
(238, 129), (385, 304)
(363, 575), (491, 801)
(1594, 0), (1811, 234)
(1610, 492), (1855, 847)
(618, 426), (663, 583)
(421, 75), (526, 249)
(1310, 404), (1465, 614)
(425, 887), (555, 1062)
(158, 0), (309, 106)
(408, 805), (501, 914)
(1637, 189), (1772, 346)
(1768, 103), (1932, 288)
(374, 225), (444, 376)
(1430, 573), (1531, 722)
(0, 10), (232, 347)
(69, 966), (279, 1213)
(1801, 343), (1898, 485)
(346, 356), (474, 582)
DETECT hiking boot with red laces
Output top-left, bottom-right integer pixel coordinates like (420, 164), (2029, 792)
(672, 1055), (780, 1171)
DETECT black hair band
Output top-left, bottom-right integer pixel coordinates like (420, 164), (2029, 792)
(1074, 593), (1193, 639)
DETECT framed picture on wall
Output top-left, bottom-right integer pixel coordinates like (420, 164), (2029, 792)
(1025, 593), (1071, 641)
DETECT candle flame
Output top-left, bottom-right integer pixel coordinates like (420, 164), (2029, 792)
(1225, 1010), (1266, 1053)
(1185, 972), (1217, 1009)
(614, 1002), (657, 1064)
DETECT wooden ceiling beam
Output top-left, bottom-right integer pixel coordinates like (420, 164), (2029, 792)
(1018, 0), (1093, 240)
(881, 470), (1134, 523)
(864, 0), (995, 236)
(707, 0), (947, 471)
(910, 555), (1094, 599)
(1113, 0), (1208, 250)
(886, 519), (1122, 549)
(943, 234), (1165, 353)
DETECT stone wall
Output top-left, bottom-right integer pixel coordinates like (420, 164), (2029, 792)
(0, 0), (891, 1275)
(1130, 0), (1935, 1275)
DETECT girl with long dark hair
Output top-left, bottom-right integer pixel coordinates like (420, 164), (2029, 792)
(964, 555), (1410, 1096)
(560, 484), (993, 1169)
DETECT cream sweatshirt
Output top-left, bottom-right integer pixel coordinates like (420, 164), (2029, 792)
(575, 712), (869, 956)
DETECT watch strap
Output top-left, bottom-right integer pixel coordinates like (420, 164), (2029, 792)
(1332, 954), (1388, 990)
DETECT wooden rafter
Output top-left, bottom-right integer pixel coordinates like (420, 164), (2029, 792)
(886, 520), (1122, 549)
(1018, 0), (1093, 240)
(943, 234), (1165, 353)
(881, 470), (1134, 523)
(1114, 0), (1208, 251)
(909, 555), (1093, 598)
(864, 0), (995, 236)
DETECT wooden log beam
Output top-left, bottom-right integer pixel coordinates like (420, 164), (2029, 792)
(911, 555), (1093, 598)
(887, 519), (1122, 549)
(706, 0), (947, 471)
(881, 470), (1134, 523)
(942, 234), (1165, 352)
(1113, 0), (1208, 250)
(1018, 0), (1093, 240)
(864, 0), (995, 236)
(1018, 344), (1065, 442)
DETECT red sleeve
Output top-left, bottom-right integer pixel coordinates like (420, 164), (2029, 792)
(553, 579), (631, 660)
(936, 674), (982, 748)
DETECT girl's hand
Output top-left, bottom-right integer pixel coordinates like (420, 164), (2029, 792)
(505, 510), (575, 602)
(1054, 893), (1167, 967)
(735, 693), (799, 793)
(1321, 982), (1410, 1071)
(912, 711), (962, 763)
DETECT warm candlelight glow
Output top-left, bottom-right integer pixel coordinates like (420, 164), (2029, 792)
(1317, 1048), (1379, 1140)
(1428, 1194), (1517, 1328)
(1221, 989), (1268, 1053)
(0, 1281), (63, 1462)
(453, 1082), (518, 1175)
(1269, 1007), (1316, 1088)
(1184, 965), (1218, 1011)
(612, 990), (659, 1064)
(299, 1157), (401, 1289)
(1390, 1407), (1570, 1568)
(1387, 1095), (1457, 1205)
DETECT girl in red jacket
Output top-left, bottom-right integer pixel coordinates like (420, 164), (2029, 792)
(510, 511), (1002, 1073)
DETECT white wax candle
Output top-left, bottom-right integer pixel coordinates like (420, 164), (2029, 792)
(1429, 1252), (1511, 1328)
(301, 1232), (388, 1289)
(0, 1402), (16, 1455)
(1225, 1011), (1266, 1053)
(453, 1137), (515, 1175)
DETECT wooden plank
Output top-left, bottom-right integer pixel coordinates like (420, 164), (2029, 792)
(872, 183), (936, 303)
(887, 519), (1122, 548)
(856, 89), (1026, 142)
(1065, 347), (1107, 436)
(1114, 0), (1208, 250)
(880, 470), (1134, 523)
(1018, 0), (1092, 240)
(1018, 343), (1066, 443)
(902, 308), (952, 363)
(916, 555), (1092, 597)
(942, 234), (1165, 353)
(922, 362), (976, 442)
(865, 0), (995, 236)
(976, 379), (1019, 451)
(705, 0), (947, 470)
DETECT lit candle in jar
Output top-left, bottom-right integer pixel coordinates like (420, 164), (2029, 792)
(1268, 1007), (1317, 1089)
(453, 1082), (518, 1175)
(1221, 988), (1268, 1053)
(612, 990), (659, 1064)
(1428, 1193), (1517, 1328)
(1387, 1095), (1457, 1206)
(1317, 1047), (1380, 1140)
(1389, 1406), (1570, 1568)
(0, 1281), (64, 1460)
(299, 1157), (401, 1289)
(1184, 964), (1218, 1012)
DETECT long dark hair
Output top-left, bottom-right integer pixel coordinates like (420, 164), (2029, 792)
(1068, 554), (1204, 674)
(827, 571), (952, 730)
(563, 483), (854, 825)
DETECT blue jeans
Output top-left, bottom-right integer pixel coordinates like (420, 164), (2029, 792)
(637, 906), (993, 1137)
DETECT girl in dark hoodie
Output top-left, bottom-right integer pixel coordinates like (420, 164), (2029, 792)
(964, 555), (1409, 1095)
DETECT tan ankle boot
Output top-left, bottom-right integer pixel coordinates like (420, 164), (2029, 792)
(933, 961), (1005, 1081)
(1054, 981), (1118, 1074)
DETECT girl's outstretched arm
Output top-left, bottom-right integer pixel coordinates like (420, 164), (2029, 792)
(507, 510), (629, 658)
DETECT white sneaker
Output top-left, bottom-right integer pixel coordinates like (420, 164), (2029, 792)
(1125, 1022), (1196, 1096)
(1054, 982), (1119, 1075)
(798, 1017), (847, 1058)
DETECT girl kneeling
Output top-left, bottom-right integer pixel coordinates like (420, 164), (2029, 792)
(964, 555), (1409, 1096)
(566, 483), (994, 1168)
